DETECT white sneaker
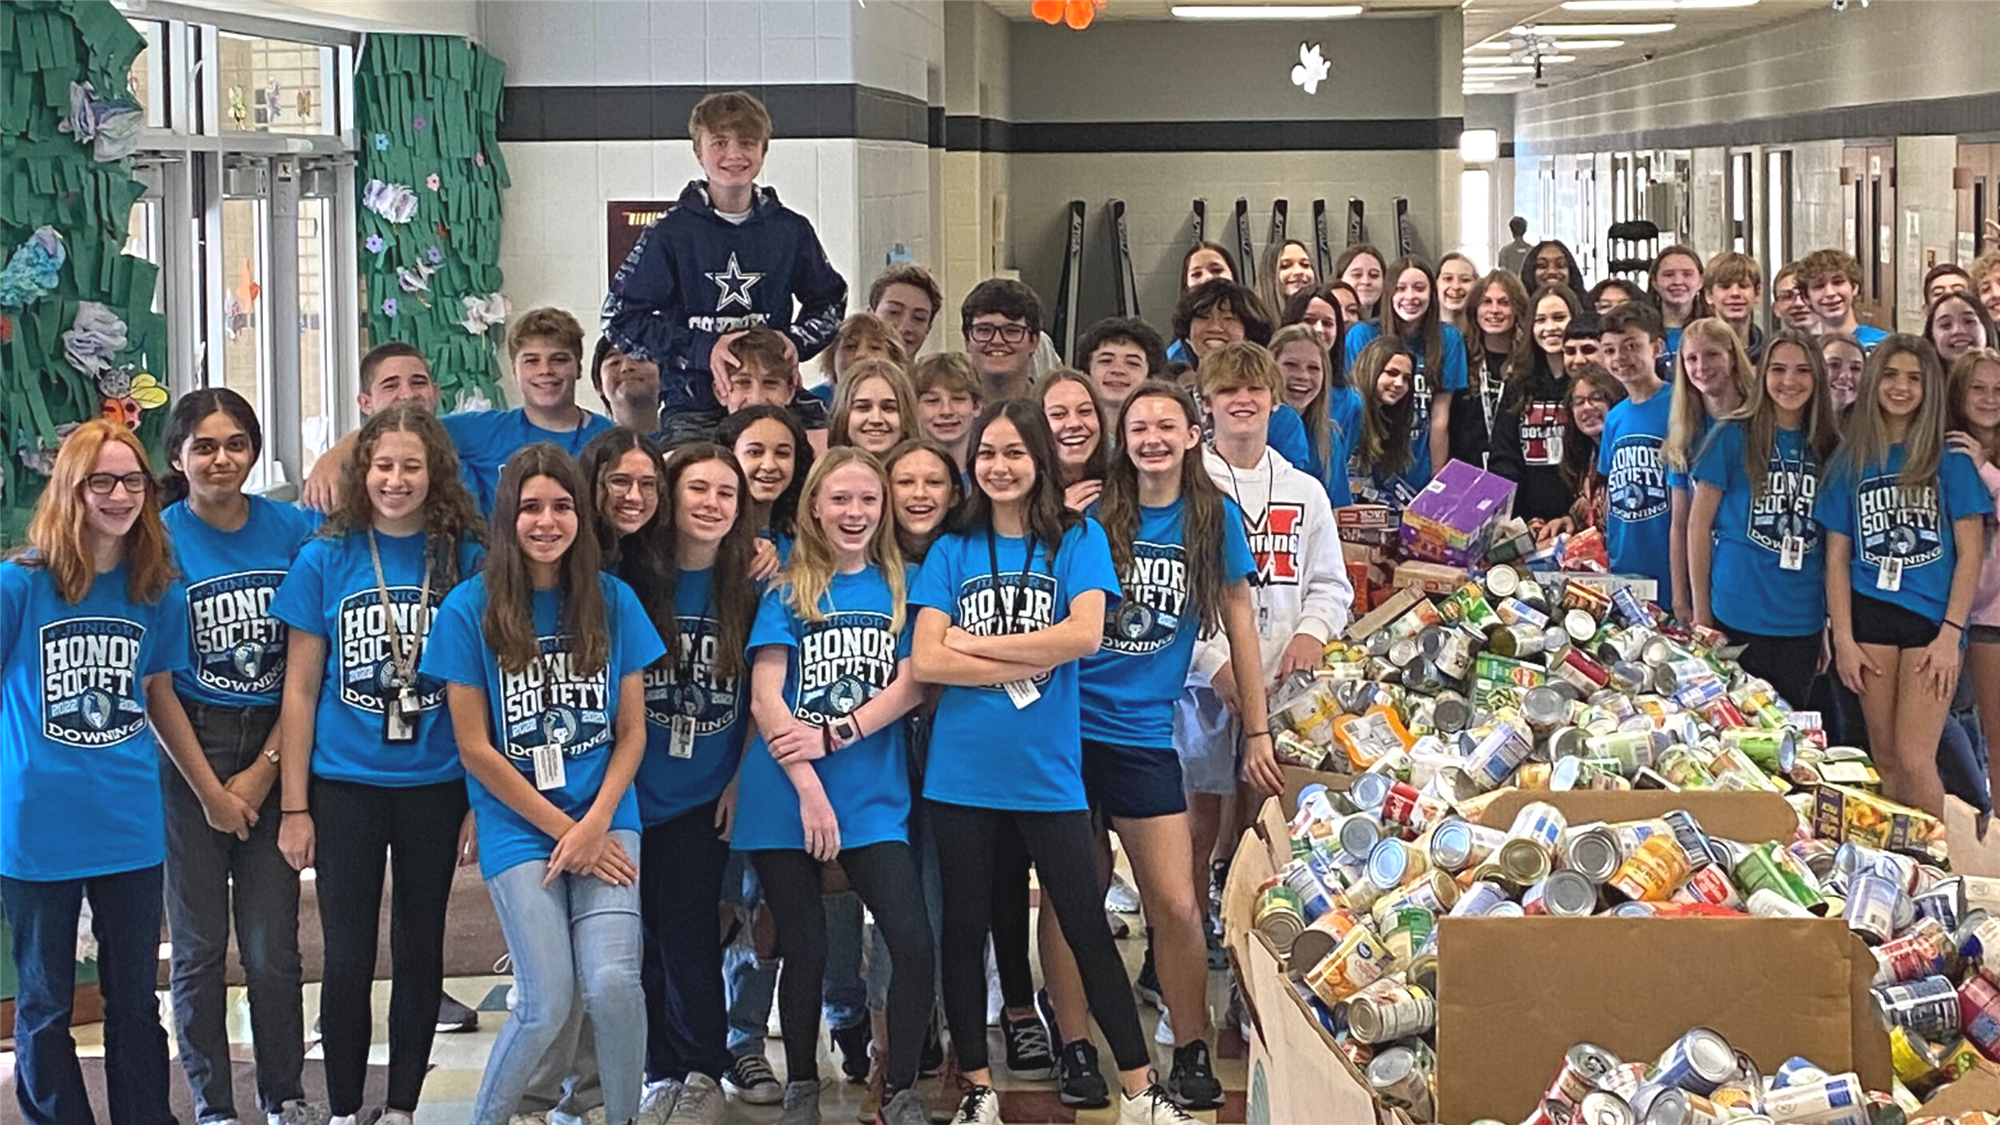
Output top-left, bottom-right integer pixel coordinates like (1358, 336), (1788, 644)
(635, 1080), (681, 1125)
(1105, 873), (1142, 914)
(272, 1102), (332, 1125)
(1119, 1084), (1199, 1123)
(378, 1113), (415, 1125)
(508, 1115), (548, 1125)
(950, 1085), (1002, 1125)
(665, 1074), (725, 1125)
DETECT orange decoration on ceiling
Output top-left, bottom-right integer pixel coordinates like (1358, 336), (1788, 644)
(1031, 0), (1104, 30)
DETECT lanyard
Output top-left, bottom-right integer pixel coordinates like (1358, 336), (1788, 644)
(1772, 434), (1812, 519)
(671, 579), (717, 691)
(984, 529), (1040, 635)
(367, 530), (434, 689)
(1218, 447), (1274, 536)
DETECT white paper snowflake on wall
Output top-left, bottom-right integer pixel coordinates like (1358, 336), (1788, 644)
(1291, 42), (1330, 95)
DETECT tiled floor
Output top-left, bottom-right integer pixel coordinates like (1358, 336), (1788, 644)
(37, 909), (1247, 1125)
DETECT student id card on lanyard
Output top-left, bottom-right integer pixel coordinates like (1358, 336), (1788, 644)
(986, 531), (1041, 709)
(1219, 450), (1276, 635)
(1878, 555), (1903, 592)
(1777, 445), (1809, 571)
(367, 531), (433, 745)
(530, 652), (571, 789)
(666, 592), (714, 758)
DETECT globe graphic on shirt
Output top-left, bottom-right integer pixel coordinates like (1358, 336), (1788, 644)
(80, 688), (114, 730)
(232, 641), (264, 681)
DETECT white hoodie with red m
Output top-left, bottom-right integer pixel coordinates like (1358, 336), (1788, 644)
(1189, 445), (1354, 688)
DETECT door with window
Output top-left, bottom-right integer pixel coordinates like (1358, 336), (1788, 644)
(1842, 145), (1896, 329)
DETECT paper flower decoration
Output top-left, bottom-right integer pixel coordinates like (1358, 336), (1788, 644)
(426, 245), (444, 265)
(397, 263), (435, 293)
(17, 422), (82, 478)
(426, 173), (441, 191)
(413, 115), (428, 131)
(1292, 43), (1330, 95)
(63, 302), (129, 377)
(60, 81), (142, 161)
(363, 179), (419, 224)
(98, 367), (167, 428)
(475, 152), (487, 168)
(374, 132), (391, 150)
(0, 227), (66, 307)
(1031, 0), (1103, 29)
(460, 292), (510, 335)
(381, 297), (399, 317)
(365, 234), (386, 254)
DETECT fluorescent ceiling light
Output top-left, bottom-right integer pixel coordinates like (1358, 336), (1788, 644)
(1464, 65), (1537, 75)
(1469, 38), (1625, 50)
(1172, 4), (1364, 18)
(1562, 0), (1753, 8)
(1511, 21), (1676, 34)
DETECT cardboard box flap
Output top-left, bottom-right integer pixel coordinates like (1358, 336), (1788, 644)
(1847, 932), (1894, 1103)
(1945, 795), (2000, 878)
(1475, 788), (1799, 844)
(1222, 826), (1277, 1041)
(1256, 796), (1293, 865)
(1435, 917), (1887, 1125)
(1282, 764), (1357, 810)
(1918, 1066), (2000, 1117)
(1241, 909), (1387, 1124)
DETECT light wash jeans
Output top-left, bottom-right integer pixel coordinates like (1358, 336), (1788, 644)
(473, 831), (645, 1125)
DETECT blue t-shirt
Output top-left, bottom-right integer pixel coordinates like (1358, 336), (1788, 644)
(269, 529), (483, 787)
(1667, 413), (1712, 493)
(1342, 322), (1469, 490)
(443, 407), (615, 514)
(1323, 386), (1364, 507)
(1599, 385), (1676, 593)
(635, 567), (748, 826)
(1, 562), (188, 880)
(1268, 404), (1315, 476)
(1691, 422), (1826, 637)
(1815, 444), (1993, 623)
(1079, 499), (1256, 749)
(163, 497), (321, 707)
(1854, 325), (1889, 351)
(736, 566), (915, 851)
(911, 521), (1121, 812)
(421, 574), (666, 878)
(1661, 326), (1684, 382)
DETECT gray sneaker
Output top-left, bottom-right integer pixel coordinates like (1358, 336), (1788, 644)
(273, 1103), (332, 1125)
(778, 1080), (821, 1125)
(664, 1074), (725, 1125)
(880, 1089), (931, 1125)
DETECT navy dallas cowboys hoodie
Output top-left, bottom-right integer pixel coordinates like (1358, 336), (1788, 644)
(602, 180), (848, 416)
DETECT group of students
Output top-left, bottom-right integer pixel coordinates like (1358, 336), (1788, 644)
(7, 81), (2000, 1125)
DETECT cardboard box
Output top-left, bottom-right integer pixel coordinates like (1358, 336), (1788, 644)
(1236, 792), (1892, 1125)
(1945, 795), (2000, 878)
(1814, 783), (1940, 851)
(1343, 585), (1429, 643)
(1919, 1065), (2000, 1117)
(1400, 460), (1516, 566)
(1393, 560), (1470, 598)
(1281, 764), (1356, 810)
(1435, 917), (1892, 1124)
(1474, 788), (1801, 843)
(1337, 503), (1396, 532)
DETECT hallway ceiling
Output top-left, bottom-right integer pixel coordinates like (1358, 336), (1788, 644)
(988, 0), (1826, 93)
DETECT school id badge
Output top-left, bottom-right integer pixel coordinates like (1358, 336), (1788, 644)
(1877, 555), (1903, 593)
(383, 684), (418, 743)
(1780, 535), (1805, 572)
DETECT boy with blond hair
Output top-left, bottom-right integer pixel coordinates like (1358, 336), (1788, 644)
(602, 90), (847, 425)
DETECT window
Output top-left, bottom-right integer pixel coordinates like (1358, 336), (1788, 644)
(1460, 169), (1492, 269)
(216, 33), (335, 136)
(297, 188), (340, 471)
(129, 20), (166, 128)
(1729, 151), (1754, 254)
(1766, 150), (1792, 287)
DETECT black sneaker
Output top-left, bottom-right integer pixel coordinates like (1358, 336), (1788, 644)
(1134, 945), (1162, 1008)
(1055, 1039), (1110, 1108)
(1205, 924), (1228, 971)
(1032, 987), (1062, 1050)
(1167, 1040), (1224, 1109)
(833, 1019), (874, 1083)
(1001, 1011), (1054, 1080)
(436, 994), (478, 1034)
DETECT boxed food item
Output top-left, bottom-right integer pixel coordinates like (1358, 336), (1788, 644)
(1399, 460), (1517, 566)
(1392, 560), (1470, 598)
(1813, 783), (1941, 852)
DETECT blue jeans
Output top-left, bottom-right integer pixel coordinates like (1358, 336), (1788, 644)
(2, 865), (175, 1125)
(473, 831), (645, 1125)
(163, 701), (304, 1123)
(721, 855), (867, 1055)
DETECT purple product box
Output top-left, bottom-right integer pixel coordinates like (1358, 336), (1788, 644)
(1398, 460), (1517, 567)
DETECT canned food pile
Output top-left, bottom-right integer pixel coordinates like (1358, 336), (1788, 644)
(1463, 1026), (2000, 1125)
(1242, 571), (2000, 1121)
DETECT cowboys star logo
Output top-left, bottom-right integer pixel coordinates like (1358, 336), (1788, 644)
(706, 253), (762, 312)
(1244, 503), (1305, 586)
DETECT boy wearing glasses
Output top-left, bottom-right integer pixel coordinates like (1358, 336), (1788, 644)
(602, 91), (848, 425)
(961, 278), (1044, 401)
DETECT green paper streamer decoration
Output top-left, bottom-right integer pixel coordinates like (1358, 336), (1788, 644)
(0, 0), (165, 547)
(355, 34), (510, 410)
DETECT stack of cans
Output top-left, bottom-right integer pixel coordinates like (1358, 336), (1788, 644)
(1522, 1028), (1900, 1125)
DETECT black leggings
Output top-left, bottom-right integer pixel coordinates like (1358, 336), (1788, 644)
(311, 776), (468, 1116)
(928, 801), (1148, 1075)
(1715, 617), (1823, 712)
(753, 843), (935, 1093)
(991, 830), (1035, 1011)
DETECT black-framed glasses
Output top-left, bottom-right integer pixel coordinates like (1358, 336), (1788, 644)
(85, 472), (150, 495)
(1569, 393), (1614, 409)
(969, 322), (1031, 345)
